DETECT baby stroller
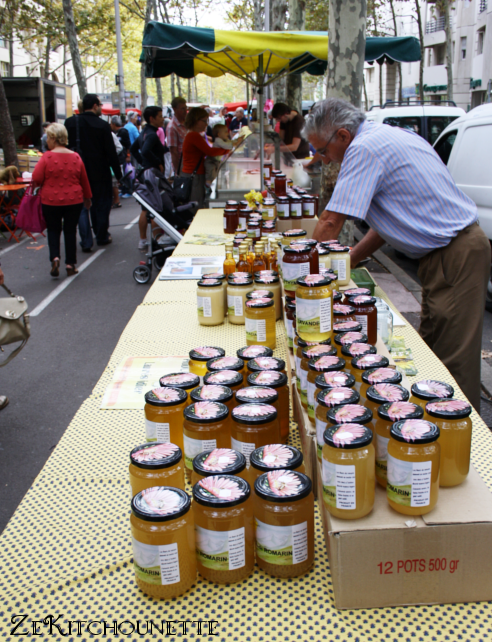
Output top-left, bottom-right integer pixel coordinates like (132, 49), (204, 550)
(132, 169), (196, 284)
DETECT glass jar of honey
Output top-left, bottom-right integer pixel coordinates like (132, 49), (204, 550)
(250, 444), (304, 483)
(236, 345), (273, 378)
(227, 277), (254, 325)
(247, 221), (261, 241)
(351, 354), (390, 390)
(333, 320), (362, 337)
(204, 370), (244, 394)
(409, 380), (454, 418)
(343, 287), (371, 303)
(289, 195), (302, 219)
(322, 424), (375, 519)
(189, 347), (225, 382)
(131, 487), (196, 599)
(197, 279), (225, 326)
(183, 402), (231, 478)
(333, 304), (356, 324)
(223, 208), (239, 234)
(254, 275), (282, 320)
(202, 273), (228, 309)
(159, 372), (200, 404)
(425, 399), (473, 487)
(328, 245), (351, 286)
(276, 196), (290, 219)
(299, 347), (337, 407)
(333, 331), (368, 359)
(285, 299), (296, 348)
(245, 298), (276, 349)
(360, 366), (402, 405)
(130, 443), (185, 496)
(192, 475), (254, 584)
(247, 370), (290, 444)
(247, 356), (285, 375)
(341, 343), (377, 374)
(293, 240), (320, 274)
(295, 337), (330, 392)
(374, 402), (423, 487)
(365, 383), (410, 419)
(347, 295), (378, 345)
(263, 197), (275, 219)
(190, 384), (234, 414)
(387, 419), (440, 515)
(301, 194), (317, 219)
(254, 471), (314, 578)
(281, 246), (311, 298)
(318, 247), (331, 270)
(144, 387), (188, 450)
(306, 355), (346, 421)
(315, 388), (361, 460)
(295, 274), (333, 343)
(192, 448), (247, 485)
(207, 355), (244, 378)
(274, 173), (287, 197)
(235, 385), (279, 416)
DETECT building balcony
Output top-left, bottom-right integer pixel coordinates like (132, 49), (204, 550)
(426, 17), (446, 33)
(479, 0), (487, 14)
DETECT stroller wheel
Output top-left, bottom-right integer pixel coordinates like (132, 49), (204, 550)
(133, 265), (151, 284)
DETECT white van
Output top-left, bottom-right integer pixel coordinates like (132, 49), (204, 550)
(366, 102), (465, 145)
(433, 103), (492, 308)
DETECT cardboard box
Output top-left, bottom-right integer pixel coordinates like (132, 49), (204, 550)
(276, 217), (318, 237)
(292, 382), (318, 495)
(316, 462), (492, 609)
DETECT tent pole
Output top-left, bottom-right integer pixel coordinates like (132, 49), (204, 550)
(258, 54), (264, 191)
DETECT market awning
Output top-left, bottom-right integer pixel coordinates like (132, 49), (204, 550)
(141, 22), (421, 83)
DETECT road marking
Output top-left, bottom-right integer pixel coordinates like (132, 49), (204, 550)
(26, 245), (46, 251)
(124, 215), (140, 230)
(30, 249), (105, 317)
(0, 234), (40, 257)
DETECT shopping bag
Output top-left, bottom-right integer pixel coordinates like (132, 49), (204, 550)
(15, 185), (46, 233)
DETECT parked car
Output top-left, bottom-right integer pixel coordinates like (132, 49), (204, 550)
(433, 103), (492, 309)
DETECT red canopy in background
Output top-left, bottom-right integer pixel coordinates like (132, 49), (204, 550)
(126, 108), (142, 115)
(224, 101), (247, 111)
(101, 103), (120, 116)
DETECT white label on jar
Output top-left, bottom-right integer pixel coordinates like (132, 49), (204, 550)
(255, 518), (307, 566)
(277, 204), (288, 218)
(132, 538), (180, 586)
(231, 436), (255, 467)
(300, 368), (308, 396)
(196, 525), (245, 571)
(282, 261), (310, 289)
(322, 459), (356, 509)
(376, 434), (389, 480)
(245, 317), (266, 342)
(417, 383), (429, 391)
(145, 418), (170, 443)
(266, 207), (275, 218)
(183, 434), (217, 469)
(296, 297), (332, 337)
(239, 215), (247, 228)
(228, 294), (243, 317)
(290, 203), (302, 218)
(223, 216), (227, 230)
(295, 353), (301, 386)
(331, 258), (347, 281)
(286, 318), (293, 340)
(307, 380), (317, 417)
(387, 455), (432, 508)
(355, 315), (368, 335)
(316, 417), (326, 454)
(197, 295), (212, 318)
(302, 203), (314, 217)
(319, 257), (331, 270)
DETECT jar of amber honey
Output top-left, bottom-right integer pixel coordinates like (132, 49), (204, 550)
(144, 387), (188, 451)
(409, 380), (454, 419)
(190, 384), (234, 414)
(159, 372), (200, 404)
(360, 367), (402, 406)
(250, 444), (304, 483)
(183, 402), (231, 479)
(192, 448), (247, 486)
(247, 370), (290, 444)
(129, 442), (185, 496)
(189, 347), (225, 382)
(315, 388), (361, 461)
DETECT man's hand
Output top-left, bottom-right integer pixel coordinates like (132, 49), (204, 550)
(0, 268), (5, 286)
(349, 228), (385, 267)
(83, 198), (92, 210)
(312, 210), (347, 242)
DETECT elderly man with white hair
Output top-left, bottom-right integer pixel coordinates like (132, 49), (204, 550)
(302, 97), (490, 411)
(124, 111), (140, 145)
(229, 107), (248, 134)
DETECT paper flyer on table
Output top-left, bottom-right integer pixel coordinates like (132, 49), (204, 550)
(101, 356), (189, 409)
(159, 256), (224, 280)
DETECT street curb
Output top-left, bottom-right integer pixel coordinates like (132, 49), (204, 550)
(481, 360), (492, 398)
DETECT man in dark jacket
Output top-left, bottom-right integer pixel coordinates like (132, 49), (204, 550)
(65, 94), (122, 250)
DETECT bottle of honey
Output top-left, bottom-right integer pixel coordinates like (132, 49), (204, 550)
(223, 242), (236, 275)
(236, 245), (251, 273)
(252, 246), (267, 273)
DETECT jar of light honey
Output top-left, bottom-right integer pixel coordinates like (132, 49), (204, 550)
(341, 342), (377, 374)
(204, 370), (244, 395)
(159, 372), (200, 404)
(409, 380), (454, 418)
(131, 487), (196, 599)
(197, 279), (225, 326)
(253, 471), (314, 578)
(314, 371), (356, 422)
(254, 275), (282, 320)
(322, 424), (375, 519)
(247, 370), (290, 444)
(236, 345), (273, 378)
(227, 277), (254, 325)
(295, 274), (333, 343)
(351, 354), (390, 391)
(425, 398), (472, 487)
(207, 356), (244, 379)
(295, 336), (331, 393)
(374, 401), (424, 487)
(250, 444), (304, 483)
(183, 402), (231, 479)
(326, 403), (373, 431)
(328, 245), (351, 286)
(190, 384), (234, 414)
(306, 355), (346, 422)
(144, 388), (188, 450)
(192, 448), (247, 485)
(130, 443), (185, 496)
(235, 385), (279, 418)
(318, 246), (331, 270)
(192, 475), (254, 584)
(387, 419), (440, 515)
(365, 383), (410, 418)
(189, 347), (225, 382)
(245, 298), (276, 349)
(315, 388), (361, 461)
(360, 367), (402, 406)
(247, 356), (286, 375)
(333, 331), (368, 359)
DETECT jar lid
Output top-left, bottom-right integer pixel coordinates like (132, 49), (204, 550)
(334, 304), (356, 316)
(318, 247), (330, 256)
(245, 297), (274, 309)
(248, 222), (260, 228)
(193, 448), (247, 477)
(224, 207), (238, 213)
(282, 229), (307, 238)
(329, 245), (350, 253)
(235, 386), (278, 405)
(352, 354), (390, 371)
(130, 442), (182, 470)
(366, 383), (410, 404)
(301, 194), (315, 200)
(145, 387), (188, 407)
(315, 371), (356, 389)
(255, 275), (280, 286)
(297, 336), (331, 348)
(317, 387), (360, 408)
(250, 444), (303, 473)
(254, 470), (312, 503)
(189, 346), (225, 362)
(334, 331), (368, 347)
(197, 278), (222, 287)
(362, 367), (402, 386)
(226, 200), (238, 205)
(326, 404), (373, 425)
(159, 372), (200, 390)
(247, 370), (288, 388)
(207, 356), (244, 373)
(183, 401), (229, 424)
(294, 239), (317, 247)
(296, 274), (332, 288)
(323, 424), (373, 449)
(227, 276), (253, 285)
(333, 320), (362, 333)
(410, 380), (454, 401)
(348, 295), (377, 306)
(425, 398), (472, 419)
(247, 290), (274, 300)
(232, 403), (277, 424)
(333, 291), (343, 302)
(341, 343), (377, 358)
(308, 355), (346, 373)
(131, 487), (191, 522)
(302, 344), (337, 360)
(283, 245), (309, 255)
(192, 475), (250, 507)
(202, 272), (226, 280)
(190, 385), (233, 404)
(344, 287), (371, 297)
(204, 370), (243, 387)
(289, 195), (302, 201)
(390, 419), (440, 444)
(286, 301), (296, 312)
(276, 173), (286, 179)
(247, 356), (285, 373)
(239, 200), (249, 206)
(378, 401), (424, 422)
(237, 345), (273, 361)
(277, 196), (289, 203)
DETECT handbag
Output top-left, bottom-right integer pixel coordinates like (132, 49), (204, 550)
(173, 156), (203, 203)
(0, 284), (30, 367)
(15, 183), (46, 234)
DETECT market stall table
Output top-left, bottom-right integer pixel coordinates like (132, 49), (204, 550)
(1, 209), (492, 640)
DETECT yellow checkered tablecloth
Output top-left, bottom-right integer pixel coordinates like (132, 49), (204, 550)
(1, 210), (492, 641)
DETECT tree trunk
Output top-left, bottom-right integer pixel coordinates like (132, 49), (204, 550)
(270, 0), (288, 102)
(8, 38), (13, 77)
(388, 0), (403, 102)
(444, 0), (453, 101)
(414, 0), (424, 102)
(286, 0), (305, 113)
(363, 73), (369, 110)
(0, 75), (18, 168)
(176, 76), (182, 97)
(155, 78), (163, 106)
(140, 0), (152, 110)
(62, 0), (87, 98)
(253, 0), (263, 30)
(44, 37), (50, 79)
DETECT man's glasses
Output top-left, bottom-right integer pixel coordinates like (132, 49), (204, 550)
(315, 129), (339, 157)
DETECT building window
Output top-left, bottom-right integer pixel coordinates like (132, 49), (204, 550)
(436, 44), (445, 65)
(0, 61), (9, 75)
(0, 38), (7, 49)
(461, 37), (467, 59)
(477, 29), (485, 55)
(428, 49), (433, 66)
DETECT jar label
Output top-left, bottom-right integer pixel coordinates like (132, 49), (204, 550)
(245, 317), (267, 342)
(239, 215), (247, 227)
(132, 538), (180, 586)
(290, 203), (302, 218)
(286, 319), (293, 348)
(183, 434), (217, 470)
(296, 297), (332, 335)
(322, 460), (356, 510)
(255, 518), (308, 566)
(387, 455), (432, 507)
(145, 419), (170, 443)
(223, 216), (227, 230)
(302, 203), (314, 217)
(307, 381), (317, 419)
(376, 434), (389, 480)
(195, 525), (245, 571)
(331, 258), (347, 281)
(231, 436), (255, 467)
(300, 368), (308, 405)
(197, 295), (212, 318)
(316, 417), (327, 458)
(282, 261), (310, 290)
(228, 295), (243, 317)
(295, 353), (301, 387)
(319, 257), (330, 269)
(277, 203), (288, 218)
(355, 314), (368, 335)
